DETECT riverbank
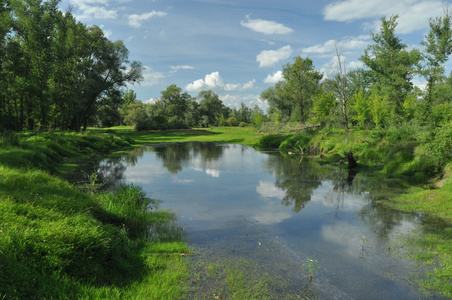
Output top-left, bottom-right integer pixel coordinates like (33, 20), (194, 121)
(0, 131), (190, 299)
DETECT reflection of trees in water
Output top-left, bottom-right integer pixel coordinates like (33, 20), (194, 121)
(265, 154), (418, 239)
(154, 142), (225, 173)
(96, 156), (127, 188)
(329, 167), (419, 239)
(264, 155), (324, 213)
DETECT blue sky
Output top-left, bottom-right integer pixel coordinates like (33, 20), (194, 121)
(58, 0), (446, 110)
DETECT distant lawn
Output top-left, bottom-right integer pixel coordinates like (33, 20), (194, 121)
(90, 126), (264, 147)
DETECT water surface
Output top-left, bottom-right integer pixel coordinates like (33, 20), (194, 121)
(97, 142), (437, 299)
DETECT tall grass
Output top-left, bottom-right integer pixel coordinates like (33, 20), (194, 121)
(0, 131), (189, 299)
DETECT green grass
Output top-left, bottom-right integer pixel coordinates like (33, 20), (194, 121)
(91, 126), (263, 147)
(0, 131), (190, 299)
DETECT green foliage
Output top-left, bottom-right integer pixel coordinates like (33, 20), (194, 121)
(276, 56), (323, 124)
(279, 133), (313, 153)
(255, 134), (289, 150)
(369, 90), (391, 128)
(312, 90), (336, 125)
(0, 2), (142, 131)
(301, 258), (321, 281)
(351, 88), (371, 128)
(360, 15), (421, 115)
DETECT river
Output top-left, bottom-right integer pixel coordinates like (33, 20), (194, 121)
(94, 142), (441, 299)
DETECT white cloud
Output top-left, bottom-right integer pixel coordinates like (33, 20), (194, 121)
(140, 66), (165, 86)
(264, 71), (283, 84)
(225, 79), (255, 91)
(186, 72), (255, 92)
(241, 16), (294, 35)
(256, 45), (292, 68)
(170, 65), (195, 72)
(128, 11), (167, 28)
(323, 0), (443, 34)
(186, 72), (224, 91)
(302, 36), (369, 55)
(69, 0), (117, 20)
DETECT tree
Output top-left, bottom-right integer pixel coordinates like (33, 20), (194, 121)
(160, 84), (192, 128)
(198, 90), (225, 126)
(335, 42), (350, 132)
(420, 4), (452, 116)
(261, 86), (291, 123)
(276, 56), (322, 124)
(360, 15), (421, 116)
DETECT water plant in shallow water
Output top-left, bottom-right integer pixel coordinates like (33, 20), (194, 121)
(360, 236), (369, 251)
(301, 258), (321, 282)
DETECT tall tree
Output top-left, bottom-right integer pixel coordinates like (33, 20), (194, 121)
(198, 90), (225, 126)
(160, 84), (192, 128)
(276, 56), (322, 124)
(420, 4), (452, 116)
(360, 15), (421, 116)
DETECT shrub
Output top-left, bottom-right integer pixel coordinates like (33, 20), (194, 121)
(254, 134), (288, 150)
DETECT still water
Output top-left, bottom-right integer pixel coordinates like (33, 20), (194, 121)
(97, 142), (437, 299)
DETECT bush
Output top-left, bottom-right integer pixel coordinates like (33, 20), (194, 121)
(254, 134), (288, 150)
(279, 133), (312, 153)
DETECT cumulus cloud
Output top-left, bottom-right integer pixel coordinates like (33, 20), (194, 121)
(185, 72), (255, 92)
(241, 16), (294, 35)
(128, 11), (167, 28)
(256, 45), (292, 68)
(264, 71), (283, 84)
(323, 0), (443, 34)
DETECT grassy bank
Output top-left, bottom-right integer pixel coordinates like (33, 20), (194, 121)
(0, 131), (190, 299)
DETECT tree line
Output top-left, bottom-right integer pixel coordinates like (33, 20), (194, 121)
(121, 86), (266, 130)
(2, 1), (452, 134)
(0, 0), (143, 131)
(262, 11), (452, 131)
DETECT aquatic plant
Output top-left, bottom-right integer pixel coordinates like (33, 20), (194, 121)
(301, 258), (321, 282)
(360, 236), (369, 251)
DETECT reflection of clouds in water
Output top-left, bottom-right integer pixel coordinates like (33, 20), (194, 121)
(192, 156), (221, 178)
(172, 178), (195, 184)
(253, 205), (292, 225)
(321, 222), (364, 256)
(322, 219), (420, 257)
(255, 180), (292, 225)
(256, 180), (285, 199)
(206, 168), (220, 178)
(124, 163), (167, 184)
(311, 181), (366, 211)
